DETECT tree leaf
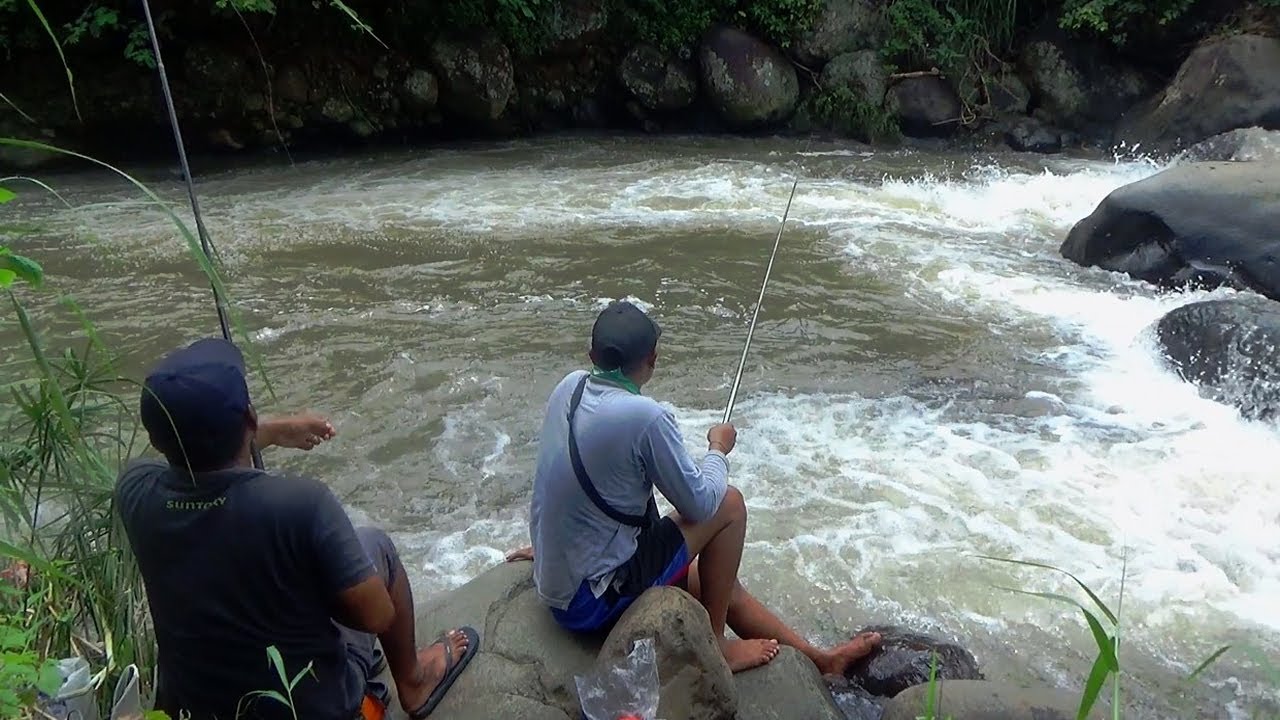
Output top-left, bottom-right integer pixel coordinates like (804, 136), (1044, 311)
(0, 186), (14, 203)
(0, 251), (43, 287)
(0, 268), (14, 288)
(36, 659), (63, 696)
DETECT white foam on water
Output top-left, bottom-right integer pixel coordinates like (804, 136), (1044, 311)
(382, 150), (1280, 713)
(23, 140), (1278, 712)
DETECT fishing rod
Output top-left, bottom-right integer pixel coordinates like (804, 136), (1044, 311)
(140, 0), (265, 470)
(722, 145), (807, 424)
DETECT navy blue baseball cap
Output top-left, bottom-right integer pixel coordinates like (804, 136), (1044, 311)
(591, 301), (662, 371)
(139, 338), (253, 467)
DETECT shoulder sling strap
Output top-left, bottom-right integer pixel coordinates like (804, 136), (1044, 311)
(567, 375), (658, 528)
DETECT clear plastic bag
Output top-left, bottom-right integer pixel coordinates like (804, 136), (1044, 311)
(575, 637), (660, 720)
(38, 657), (100, 720)
(109, 664), (144, 720)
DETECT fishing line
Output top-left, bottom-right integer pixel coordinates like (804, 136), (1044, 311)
(722, 141), (809, 424)
(141, 0), (264, 470)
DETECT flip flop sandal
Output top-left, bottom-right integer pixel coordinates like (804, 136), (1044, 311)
(406, 626), (480, 720)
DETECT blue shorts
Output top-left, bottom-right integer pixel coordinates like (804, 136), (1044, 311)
(551, 517), (691, 633)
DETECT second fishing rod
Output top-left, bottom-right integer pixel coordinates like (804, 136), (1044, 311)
(140, 0), (264, 470)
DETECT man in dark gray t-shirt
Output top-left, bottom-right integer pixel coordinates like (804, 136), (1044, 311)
(115, 338), (478, 720)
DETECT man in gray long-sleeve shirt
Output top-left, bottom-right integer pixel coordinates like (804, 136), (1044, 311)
(507, 301), (882, 673)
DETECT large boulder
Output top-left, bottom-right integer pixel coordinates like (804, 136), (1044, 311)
(791, 0), (882, 67)
(542, 0), (608, 55)
(1059, 162), (1280, 299)
(1155, 294), (1280, 420)
(1005, 116), (1064, 154)
(405, 562), (597, 719)
(699, 26), (800, 130)
(1177, 127), (1280, 163)
(881, 680), (1097, 720)
(735, 647), (844, 720)
(402, 563), (848, 720)
(819, 50), (888, 105)
(1117, 35), (1280, 152)
(597, 588), (736, 720)
(620, 45), (699, 112)
(428, 33), (515, 122)
(886, 76), (962, 137)
(844, 625), (983, 698)
(1020, 32), (1151, 133)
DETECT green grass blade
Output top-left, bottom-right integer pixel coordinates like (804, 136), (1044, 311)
(1186, 645), (1231, 683)
(0, 137), (275, 403)
(0, 176), (74, 208)
(977, 555), (1118, 625)
(992, 586), (1117, 669)
(23, 0), (81, 121)
(328, 0), (387, 47)
(266, 645), (290, 692)
(0, 186), (14, 204)
(0, 93), (37, 124)
(1078, 652), (1111, 720)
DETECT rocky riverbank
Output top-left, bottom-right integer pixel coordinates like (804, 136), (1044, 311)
(1058, 127), (1280, 420)
(390, 560), (1094, 720)
(1, 0), (1277, 170)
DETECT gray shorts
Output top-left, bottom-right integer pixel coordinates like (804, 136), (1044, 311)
(335, 526), (398, 697)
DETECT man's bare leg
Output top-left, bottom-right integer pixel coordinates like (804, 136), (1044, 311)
(375, 539), (470, 713)
(685, 561), (882, 676)
(672, 486), (779, 672)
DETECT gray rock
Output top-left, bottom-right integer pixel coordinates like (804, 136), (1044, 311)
(886, 76), (961, 137)
(1020, 33), (1151, 133)
(820, 50), (888, 105)
(620, 44), (699, 112)
(1059, 162), (1280, 300)
(735, 647), (843, 720)
(699, 26), (800, 130)
(1156, 294), (1280, 420)
(882, 679), (1098, 720)
(401, 69), (439, 111)
(986, 70), (1030, 115)
(320, 98), (356, 124)
(845, 625), (983, 698)
(405, 561), (596, 719)
(544, 0), (608, 54)
(429, 33), (515, 122)
(791, 0), (882, 66)
(1006, 117), (1062, 154)
(1117, 35), (1280, 152)
(1177, 127), (1280, 163)
(598, 587), (736, 720)
(275, 64), (310, 105)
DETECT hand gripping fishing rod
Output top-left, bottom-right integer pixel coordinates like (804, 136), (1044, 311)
(722, 149), (805, 424)
(141, 0), (264, 470)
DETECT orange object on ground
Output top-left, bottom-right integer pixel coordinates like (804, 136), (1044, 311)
(360, 693), (386, 720)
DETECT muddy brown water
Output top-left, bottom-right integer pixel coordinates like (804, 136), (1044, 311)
(5, 135), (1278, 718)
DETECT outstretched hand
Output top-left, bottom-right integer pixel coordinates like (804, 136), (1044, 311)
(505, 546), (534, 563)
(259, 413), (337, 451)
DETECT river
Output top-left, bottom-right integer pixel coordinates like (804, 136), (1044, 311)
(6, 135), (1279, 718)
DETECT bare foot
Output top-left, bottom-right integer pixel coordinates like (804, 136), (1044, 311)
(397, 629), (470, 713)
(720, 637), (780, 672)
(815, 631), (882, 676)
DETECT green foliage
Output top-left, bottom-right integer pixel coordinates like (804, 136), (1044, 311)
(0, 588), (63, 718)
(1058, 0), (1195, 45)
(612, 0), (732, 53)
(235, 646), (315, 720)
(741, 0), (822, 48)
(807, 86), (900, 143)
(882, 0), (1020, 77)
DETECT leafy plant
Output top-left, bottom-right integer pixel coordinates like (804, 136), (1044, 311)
(807, 86), (901, 143)
(1058, 0), (1196, 45)
(235, 646), (315, 720)
(979, 555), (1122, 720)
(0, 580), (64, 716)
